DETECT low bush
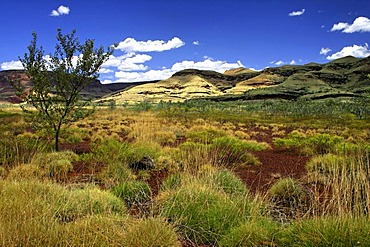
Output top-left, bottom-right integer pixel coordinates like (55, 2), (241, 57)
(113, 180), (152, 208)
(269, 178), (304, 206)
(159, 184), (246, 246)
(31, 151), (77, 181)
(56, 186), (127, 222)
(209, 136), (266, 167)
(123, 217), (180, 246)
(219, 217), (279, 247)
(185, 126), (227, 143)
(277, 216), (370, 246)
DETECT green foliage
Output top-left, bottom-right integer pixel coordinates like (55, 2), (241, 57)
(274, 132), (344, 155)
(277, 216), (370, 246)
(113, 180), (152, 208)
(200, 168), (249, 197)
(14, 29), (114, 151)
(56, 186), (127, 222)
(160, 184), (246, 246)
(307, 153), (346, 175)
(161, 172), (183, 191)
(269, 178), (303, 205)
(219, 218), (279, 247)
(0, 180), (127, 246)
(209, 136), (266, 167)
(31, 151), (77, 181)
(185, 126), (227, 143)
(123, 217), (180, 247)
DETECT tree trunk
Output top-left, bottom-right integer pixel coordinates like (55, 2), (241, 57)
(55, 123), (62, 152)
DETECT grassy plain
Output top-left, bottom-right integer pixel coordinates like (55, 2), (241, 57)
(0, 98), (369, 246)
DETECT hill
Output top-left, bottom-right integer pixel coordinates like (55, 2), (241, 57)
(100, 56), (370, 103)
(1, 56), (369, 104)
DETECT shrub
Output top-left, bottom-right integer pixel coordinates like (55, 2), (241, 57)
(277, 216), (370, 247)
(56, 186), (127, 222)
(185, 126), (227, 143)
(161, 172), (184, 191)
(269, 178), (303, 206)
(66, 215), (126, 246)
(306, 154), (346, 175)
(123, 217), (180, 247)
(200, 168), (249, 197)
(31, 151), (77, 181)
(113, 180), (152, 208)
(6, 164), (43, 180)
(219, 218), (279, 247)
(160, 184), (246, 245)
(209, 136), (265, 167)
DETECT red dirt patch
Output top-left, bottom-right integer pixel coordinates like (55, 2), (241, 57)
(235, 149), (310, 193)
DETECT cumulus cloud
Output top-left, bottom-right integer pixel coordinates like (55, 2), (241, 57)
(102, 54), (152, 72)
(109, 58), (244, 82)
(320, 47), (332, 55)
(290, 60), (296, 65)
(0, 60), (23, 70)
(331, 16), (370, 33)
(274, 61), (284, 66)
(192, 41), (200, 45)
(116, 37), (185, 53)
(326, 43), (370, 60)
(50, 5), (70, 17)
(289, 9), (305, 17)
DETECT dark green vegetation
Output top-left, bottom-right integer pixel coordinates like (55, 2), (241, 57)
(0, 97), (369, 246)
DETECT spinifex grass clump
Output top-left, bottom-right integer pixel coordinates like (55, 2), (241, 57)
(219, 217), (279, 247)
(277, 216), (370, 246)
(0, 180), (128, 246)
(307, 147), (370, 216)
(122, 217), (180, 246)
(160, 185), (244, 245)
(209, 136), (268, 167)
(31, 151), (77, 181)
(274, 132), (345, 155)
(113, 180), (152, 208)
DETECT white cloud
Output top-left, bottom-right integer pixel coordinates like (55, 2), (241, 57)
(290, 60), (296, 65)
(110, 58), (244, 82)
(50, 5), (70, 17)
(99, 68), (114, 74)
(171, 59), (244, 72)
(102, 54), (152, 72)
(274, 61), (284, 66)
(326, 43), (370, 60)
(116, 37), (185, 53)
(320, 47), (332, 55)
(0, 60), (23, 70)
(192, 41), (200, 45)
(331, 16), (370, 33)
(289, 9), (305, 17)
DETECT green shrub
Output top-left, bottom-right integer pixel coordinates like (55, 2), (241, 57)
(161, 172), (184, 191)
(56, 186), (127, 222)
(185, 126), (227, 143)
(307, 154), (346, 175)
(219, 218), (279, 247)
(31, 151), (77, 181)
(6, 164), (43, 180)
(160, 184), (246, 245)
(277, 216), (370, 247)
(66, 215), (126, 246)
(0, 180), (128, 246)
(200, 168), (249, 197)
(123, 217), (180, 247)
(274, 132), (345, 155)
(269, 178), (303, 206)
(91, 138), (129, 165)
(99, 161), (135, 187)
(113, 180), (152, 208)
(209, 136), (265, 167)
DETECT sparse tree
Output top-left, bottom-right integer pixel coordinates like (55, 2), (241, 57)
(14, 29), (114, 151)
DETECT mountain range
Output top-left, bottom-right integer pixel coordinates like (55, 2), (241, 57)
(1, 56), (369, 104)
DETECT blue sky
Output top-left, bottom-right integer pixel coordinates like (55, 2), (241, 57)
(1, 0), (370, 82)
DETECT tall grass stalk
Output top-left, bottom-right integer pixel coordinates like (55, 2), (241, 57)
(309, 147), (370, 217)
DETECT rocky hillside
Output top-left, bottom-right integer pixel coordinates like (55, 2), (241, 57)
(1, 56), (369, 104)
(0, 70), (157, 103)
(100, 56), (370, 103)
